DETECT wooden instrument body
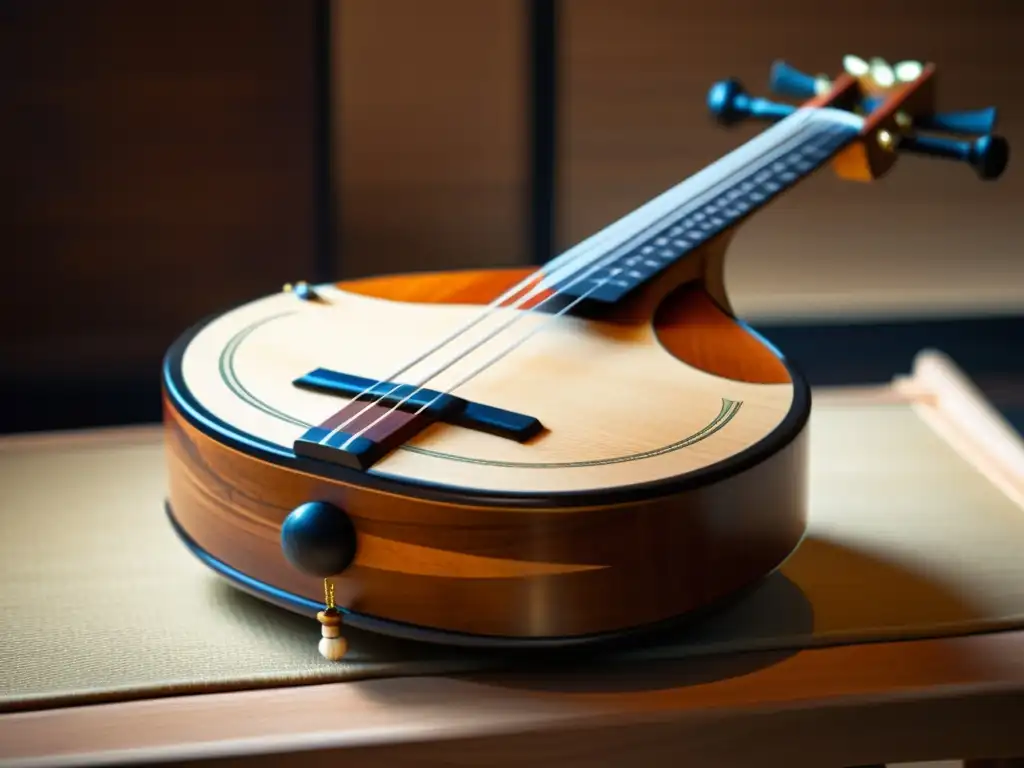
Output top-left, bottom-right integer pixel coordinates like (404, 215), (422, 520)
(163, 254), (810, 645)
(162, 54), (1009, 647)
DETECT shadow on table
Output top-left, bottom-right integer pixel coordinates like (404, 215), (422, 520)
(215, 533), (986, 696)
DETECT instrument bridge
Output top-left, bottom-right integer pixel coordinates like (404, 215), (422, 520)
(292, 368), (543, 470)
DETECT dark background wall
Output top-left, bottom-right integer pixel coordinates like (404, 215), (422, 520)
(1, 0), (322, 430)
(1, 0), (1022, 434)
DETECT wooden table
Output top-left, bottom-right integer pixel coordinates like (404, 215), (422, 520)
(3, 352), (1024, 768)
(1, 631), (1023, 767)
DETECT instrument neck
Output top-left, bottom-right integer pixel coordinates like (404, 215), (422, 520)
(539, 106), (864, 308)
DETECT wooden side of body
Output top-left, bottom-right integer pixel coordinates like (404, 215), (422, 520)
(163, 266), (809, 640)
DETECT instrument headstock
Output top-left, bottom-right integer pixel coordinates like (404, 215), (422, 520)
(708, 55), (1009, 182)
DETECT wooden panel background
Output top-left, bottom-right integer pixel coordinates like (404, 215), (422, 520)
(1, 0), (1021, 433)
(0, 1), (319, 382)
(333, 0), (529, 277)
(558, 0), (1024, 322)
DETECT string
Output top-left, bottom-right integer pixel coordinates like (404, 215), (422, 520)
(314, 271), (552, 445)
(323, 578), (335, 610)
(320, 238), (633, 448)
(321, 109), (822, 447)
(341, 269), (618, 449)
(335, 257), (625, 450)
(408, 273), (617, 419)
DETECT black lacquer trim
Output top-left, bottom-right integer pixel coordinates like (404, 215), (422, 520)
(166, 501), (774, 651)
(161, 309), (811, 509)
(295, 367), (544, 441)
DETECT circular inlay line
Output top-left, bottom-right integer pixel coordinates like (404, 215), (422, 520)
(216, 313), (743, 469)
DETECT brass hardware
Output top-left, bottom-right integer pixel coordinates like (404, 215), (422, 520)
(894, 60), (924, 83)
(845, 55), (924, 90)
(843, 54), (870, 78)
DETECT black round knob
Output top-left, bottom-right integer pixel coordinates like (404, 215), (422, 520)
(970, 134), (1009, 180)
(707, 78), (748, 126)
(280, 501), (357, 577)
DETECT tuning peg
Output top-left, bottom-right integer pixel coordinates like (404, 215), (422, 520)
(895, 133), (1009, 180)
(707, 78), (796, 126)
(770, 57), (929, 103)
(917, 107), (998, 136)
(858, 101), (998, 136)
(769, 60), (830, 99)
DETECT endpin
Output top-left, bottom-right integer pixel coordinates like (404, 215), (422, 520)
(317, 580), (348, 661)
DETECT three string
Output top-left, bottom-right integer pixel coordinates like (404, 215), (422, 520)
(323, 259), (624, 451)
(316, 108), (823, 450)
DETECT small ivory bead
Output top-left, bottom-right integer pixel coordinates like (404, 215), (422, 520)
(318, 636), (348, 661)
(321, 624), (341, 639)
(317, 609), (343, 627)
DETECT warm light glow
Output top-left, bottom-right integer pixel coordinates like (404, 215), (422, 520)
(895, 60), (924, 82)
(843, 54), (870, 77)
(869, 57), (896, 88)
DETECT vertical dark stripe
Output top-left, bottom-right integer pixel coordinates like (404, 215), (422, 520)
(527, 0), (559, 265)
(312, 0), (336, 282)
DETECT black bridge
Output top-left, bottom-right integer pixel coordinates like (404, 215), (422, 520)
(291, 368), (543, 470)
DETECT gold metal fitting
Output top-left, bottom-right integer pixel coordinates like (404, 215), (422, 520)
(877, 129), (897, 152)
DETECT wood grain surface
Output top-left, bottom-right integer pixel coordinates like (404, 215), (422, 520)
(333, 0), (530, 277)
(2, 629), (1023, 767)
(0, 0), (319, 381)
(165, 266), (806, 637)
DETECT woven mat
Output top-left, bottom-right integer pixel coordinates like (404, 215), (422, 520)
(3, 400), (1024, 712)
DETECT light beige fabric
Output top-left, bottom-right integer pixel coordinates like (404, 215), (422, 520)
(2, 402), (1023, 712)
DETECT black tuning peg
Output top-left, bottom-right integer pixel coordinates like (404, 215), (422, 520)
(896, 133), (1010, 180)
(863, 104), (999, 136)
(769, 60), (823, 99)
(770, 60), (1000, 136)
(916, 107), (998, 136)
(707, 78), (796, 126)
